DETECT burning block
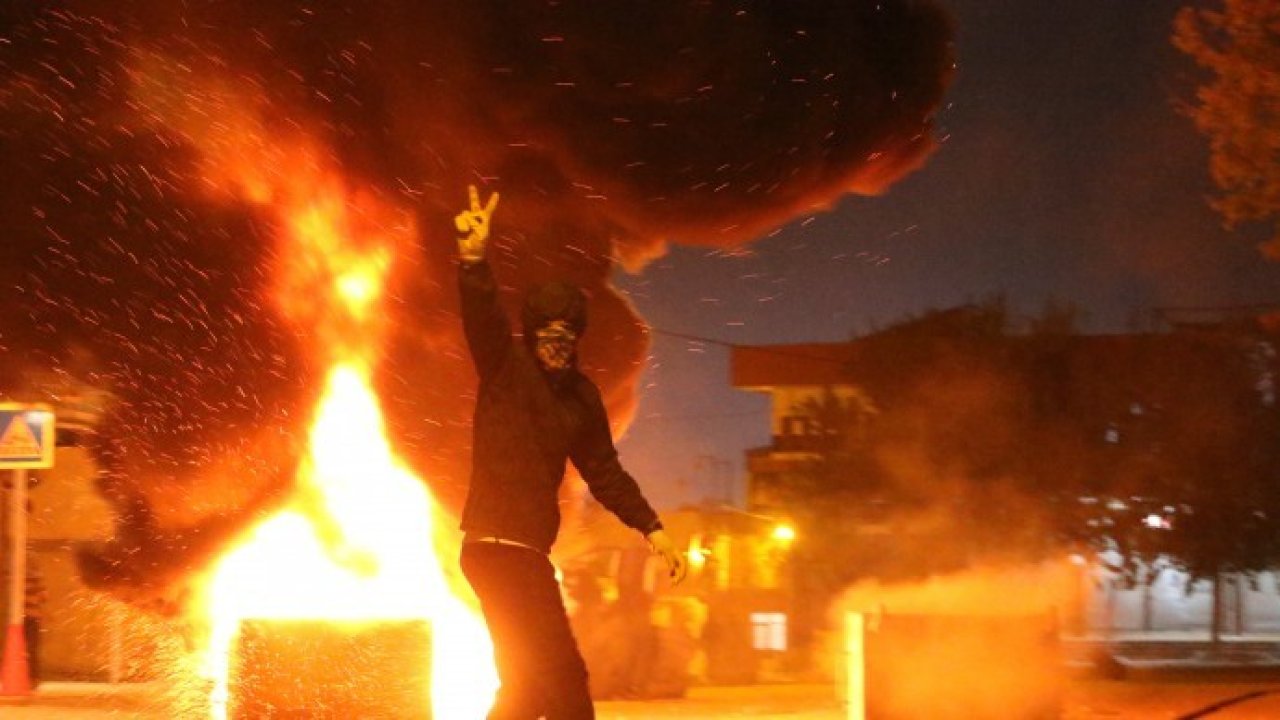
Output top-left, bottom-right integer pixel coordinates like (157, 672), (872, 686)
(229, 619), (431, 720)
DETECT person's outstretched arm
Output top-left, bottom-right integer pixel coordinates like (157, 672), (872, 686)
(455, 185), (509, 379)
(570, 383), (688, 584)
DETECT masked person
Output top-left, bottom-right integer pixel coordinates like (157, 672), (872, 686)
(453, 186), (687, 720)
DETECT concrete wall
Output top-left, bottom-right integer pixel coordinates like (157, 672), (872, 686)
(1081, 566), (1280, 636)
(0, 445), (136, 680)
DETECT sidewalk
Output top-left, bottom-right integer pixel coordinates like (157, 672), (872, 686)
(8, 680), (1280, 719)
(0, 682), (848, 720)
(601, 685), (844, 719)
(1070, 631), (1280, 643)
(1065, 635), (1280, 682)
(0, 682), (168, 719)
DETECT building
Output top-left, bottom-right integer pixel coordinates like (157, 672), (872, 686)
(729, 304), (1280, 640)
(0, 384), (145, 682)
(565, 500), (803, 690)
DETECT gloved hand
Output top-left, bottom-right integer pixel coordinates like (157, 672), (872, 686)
(646, 528), (688, 586)
(454, 184), (499, 264)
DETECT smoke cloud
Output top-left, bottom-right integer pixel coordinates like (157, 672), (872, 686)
(0, 1), (952, 599)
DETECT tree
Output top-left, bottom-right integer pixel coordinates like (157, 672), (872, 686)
(1066, 326), (1280, 641)
(763, 301), (1280, 644)
(1173, 0), (1280, 258)
(779, 302), (1052, 582)
(1157, 332), (1280, 641)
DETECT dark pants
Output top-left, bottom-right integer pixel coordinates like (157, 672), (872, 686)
(461, 543), (594, 720)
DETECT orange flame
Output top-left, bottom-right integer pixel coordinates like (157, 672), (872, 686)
(199, 364), (496, 719)
(139, 65), (498, 718)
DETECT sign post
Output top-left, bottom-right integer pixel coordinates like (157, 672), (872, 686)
(0, 403), (55, 697)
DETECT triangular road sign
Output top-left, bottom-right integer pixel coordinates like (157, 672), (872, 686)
(0, 416), (41, 460)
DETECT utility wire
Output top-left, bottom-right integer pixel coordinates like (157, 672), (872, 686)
(649, 327), (852, 365)
(639, 408), (767, 421)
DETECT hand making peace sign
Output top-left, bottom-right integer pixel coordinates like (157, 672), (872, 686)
(454, 185), (500, 264)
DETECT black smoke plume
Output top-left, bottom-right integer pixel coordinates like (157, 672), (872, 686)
(0, 1), (952, 603)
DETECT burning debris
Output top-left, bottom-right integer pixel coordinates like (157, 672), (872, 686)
(230, 619), (432, 720)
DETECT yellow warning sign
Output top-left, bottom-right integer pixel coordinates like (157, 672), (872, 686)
(0, 404), (55, 469)
(0, 417), (41, 459)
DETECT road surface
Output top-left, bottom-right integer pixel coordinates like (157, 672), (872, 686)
(3, 680), (1280, 718)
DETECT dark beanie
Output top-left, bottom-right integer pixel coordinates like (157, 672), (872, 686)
(521, 281), (588, 338)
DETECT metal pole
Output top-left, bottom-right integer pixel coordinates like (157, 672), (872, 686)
(0, 467), (31, 696)
(7, 469), (26, 629)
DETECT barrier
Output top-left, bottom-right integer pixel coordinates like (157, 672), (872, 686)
(846, 610), (1061, 720)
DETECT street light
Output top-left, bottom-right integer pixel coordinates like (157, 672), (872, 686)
(688, 547), (710, 570)
(771, 523), (796, 543)
(687, 533), (710, 571)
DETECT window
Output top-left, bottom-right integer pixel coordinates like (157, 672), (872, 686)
(1104, 424), (1120, 444)
(750, 612), (787, 651)
(781, 415), (811, 436)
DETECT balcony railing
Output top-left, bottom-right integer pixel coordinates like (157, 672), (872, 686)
(762, 433), (843, 454)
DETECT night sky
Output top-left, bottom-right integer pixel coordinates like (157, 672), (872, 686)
(617, 0), (1280, 510)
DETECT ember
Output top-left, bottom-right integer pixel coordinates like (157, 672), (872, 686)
(230, 619), (432, 720)
(196, 365), (494, 720)
(0, 4), (954, 713)
(155, 90), (498, 717)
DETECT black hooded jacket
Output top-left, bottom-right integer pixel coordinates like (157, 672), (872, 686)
(458, 260), (661, 554)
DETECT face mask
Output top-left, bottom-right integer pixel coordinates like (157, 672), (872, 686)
(535, 320), (577, 371)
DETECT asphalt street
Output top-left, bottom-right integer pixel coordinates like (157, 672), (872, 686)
(4, 681), (1280, 719)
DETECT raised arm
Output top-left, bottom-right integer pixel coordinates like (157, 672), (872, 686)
(455, 186), (509, 379)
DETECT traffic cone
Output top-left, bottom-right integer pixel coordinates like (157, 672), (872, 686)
(0, 623), (31, 696)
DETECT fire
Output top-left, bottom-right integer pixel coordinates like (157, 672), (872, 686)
(200, 364), (496, 719)
(147, 72), (499, 718)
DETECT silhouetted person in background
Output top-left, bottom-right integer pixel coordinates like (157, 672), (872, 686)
(452, 186), (687, 720)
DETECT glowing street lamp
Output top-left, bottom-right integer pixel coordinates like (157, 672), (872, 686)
(686, 534), (710, 572)
(772, 523), (796, 543)
(688, 547), (710, 570)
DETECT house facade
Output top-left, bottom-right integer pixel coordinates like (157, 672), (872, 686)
(729, 306), (1280, 644)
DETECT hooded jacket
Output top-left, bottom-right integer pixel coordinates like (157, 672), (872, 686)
(458, 260), (661, 553)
